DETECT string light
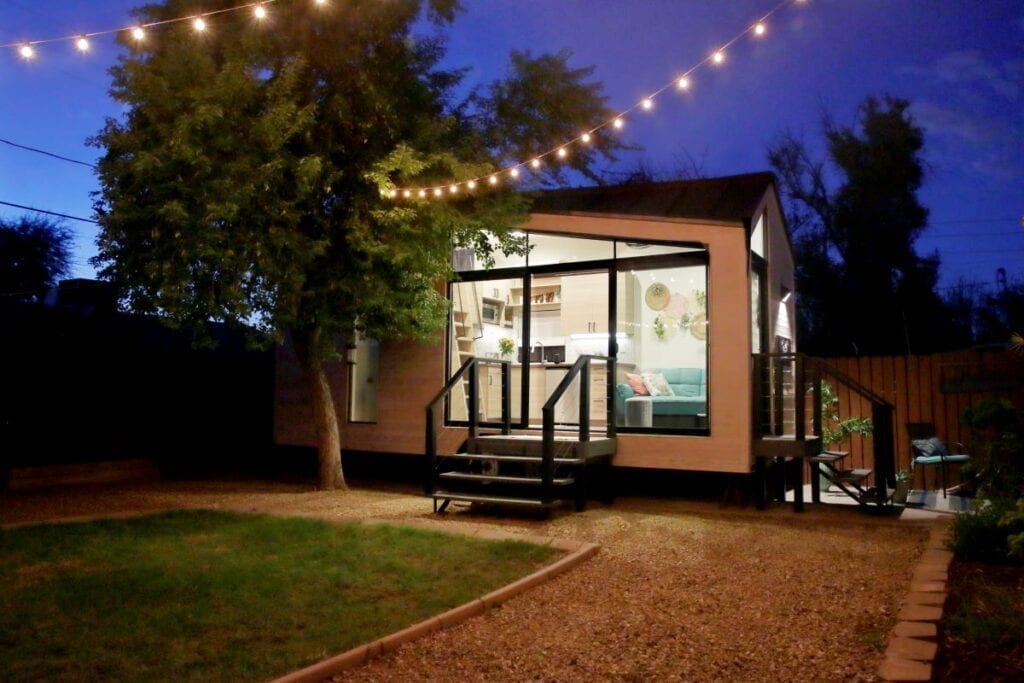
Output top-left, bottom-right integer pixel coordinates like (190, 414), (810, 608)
(2, 0), (805, 201)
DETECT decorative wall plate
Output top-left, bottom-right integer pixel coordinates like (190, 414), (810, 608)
(664, 292), (689, 318)
(689, 312), (707, 340)
(644, 282), (670, 310)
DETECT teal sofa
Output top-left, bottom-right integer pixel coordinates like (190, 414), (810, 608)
(615, 367), (707, 428)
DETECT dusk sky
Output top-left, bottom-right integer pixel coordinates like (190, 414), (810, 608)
(2, 0), (1021, 293)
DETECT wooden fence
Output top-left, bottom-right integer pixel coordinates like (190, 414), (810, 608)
(818, 349), (1024, 481)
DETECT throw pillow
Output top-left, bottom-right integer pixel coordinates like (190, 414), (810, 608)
(927, 437), (950, 456)
(626, 373), (649, 396)
(911, 439), (936, 457)
(641, 372), (674, 397)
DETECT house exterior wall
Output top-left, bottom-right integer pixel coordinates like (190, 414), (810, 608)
(274, 188), (795, 476)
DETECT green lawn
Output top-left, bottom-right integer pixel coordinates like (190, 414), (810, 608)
(0, 510), (557, 681)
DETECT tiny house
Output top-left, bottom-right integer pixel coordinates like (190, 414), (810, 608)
(275, 172), (800, 505)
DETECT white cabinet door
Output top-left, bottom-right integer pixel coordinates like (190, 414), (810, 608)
(560, 273), (608, 335)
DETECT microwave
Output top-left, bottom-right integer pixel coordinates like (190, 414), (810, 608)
(481, 301), (500, 324)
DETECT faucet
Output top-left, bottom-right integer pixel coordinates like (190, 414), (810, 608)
(532, 339), (544, 363)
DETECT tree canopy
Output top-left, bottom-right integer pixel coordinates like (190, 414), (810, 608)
(768, 96), (956, 356)
(0, 215), (72, 305)
(91, 0), (623, 488)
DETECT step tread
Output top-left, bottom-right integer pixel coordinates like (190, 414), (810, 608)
(429, 492), (561, 508)
(830, 468), (872, 484)
(445, 453), (583, 464)
(438, 472), (574, 485)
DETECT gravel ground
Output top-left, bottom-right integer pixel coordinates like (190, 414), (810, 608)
(1, 479), (931, 681)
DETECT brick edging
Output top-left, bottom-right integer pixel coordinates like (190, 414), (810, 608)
(270, 521), (600, 683)
(878, 517), (954, 682)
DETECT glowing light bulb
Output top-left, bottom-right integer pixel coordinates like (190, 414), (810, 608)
(388, 189), (397, 198)
(194, 17), (207, 32)
(489, 175), (498, 185)
(677, 76), (690, 90)
(712, 50), (725, 64)
(641, 98), (653, 110)
(418, 190), (426, 198)
(754, 22), (766, 35)
(433, 188), (443, 197)
(254, 5), (267, 19)
(19, 44), (34, 60)
(403, 190), (411, 198)
(314, 0), (327, 4)
(510, 168), (520, 178)
(467, 180), (477, 190)
(581, 132), (591, 143)
(131, 27), (146, 41)
(557, 147), (567, 159)
(449, 185), (458, 194)
(613, 117), (624, 129)
(76, 37), (90, 52)
(530, 158), (541, 169)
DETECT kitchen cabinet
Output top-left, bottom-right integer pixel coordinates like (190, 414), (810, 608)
(478, 364), (504, 421)
(560, 273), (608, 335)
(509, 277), (561, 313)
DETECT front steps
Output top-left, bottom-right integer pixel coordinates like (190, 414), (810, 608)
(428, 433), (615, 514)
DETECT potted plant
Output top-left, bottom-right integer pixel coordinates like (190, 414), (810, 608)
(893, 469), (912, 504)
(498, 337), (515, 360)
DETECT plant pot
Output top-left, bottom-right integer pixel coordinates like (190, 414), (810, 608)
(893, 480), (910, 505)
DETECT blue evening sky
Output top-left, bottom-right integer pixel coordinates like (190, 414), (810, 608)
(1, 0), (1021, 292)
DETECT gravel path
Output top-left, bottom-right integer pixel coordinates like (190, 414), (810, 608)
(1, 480), (931, 681)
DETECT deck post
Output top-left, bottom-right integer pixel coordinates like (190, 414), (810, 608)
(541, 405), (555, 504)
(468, 359), (478, 439)
(501, 360), (511, 435)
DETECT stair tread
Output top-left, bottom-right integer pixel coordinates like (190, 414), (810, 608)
(439, 472), (574, 485)
(445, 453), (583, 464)
(429, 492), (562, 508)
(830, 468), (872, 483)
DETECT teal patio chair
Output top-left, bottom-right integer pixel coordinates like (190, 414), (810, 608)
(906, 422), (972, 499)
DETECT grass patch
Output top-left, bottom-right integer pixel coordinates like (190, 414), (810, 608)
(0, 510), (557, 681)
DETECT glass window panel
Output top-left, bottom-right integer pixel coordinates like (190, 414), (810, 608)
(453, 231), (527, 272)
(528, 233), (614, 267)
(615, 262), (708, 432)
(616, 241), (704, 259)
(348, 336), (379, 423)
(448, 277), (524, 423)
(750, 213), (765, 257)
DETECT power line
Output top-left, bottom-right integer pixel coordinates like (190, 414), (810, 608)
(0, 137), (97, 169)
(0, 200), (98, 224)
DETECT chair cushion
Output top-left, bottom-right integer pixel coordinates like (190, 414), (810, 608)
(912, 438), (950, 457)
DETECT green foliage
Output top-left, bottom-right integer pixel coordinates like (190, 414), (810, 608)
(0, 510), (556, 681)
(951, 499), (1021, 564)
(961, 398), (1024, 501)
(768, 96), (959, 355)
(1002, 499), (1024, 560)
(90, 0), (623, 486)
(819, 380), (873, 447)
(91, 0), (621, 350)
(0, 215), (72, 304)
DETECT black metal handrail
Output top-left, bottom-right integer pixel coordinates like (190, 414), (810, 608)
(753, 352), (897, 498)
(425, 357), (511, 495)
(540, 355), (611, 504)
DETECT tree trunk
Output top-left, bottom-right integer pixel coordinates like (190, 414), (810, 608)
(294, 327), (346, 490)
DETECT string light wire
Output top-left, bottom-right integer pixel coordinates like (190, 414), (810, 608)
(393, 0), (803, 199)
(0, 0), (282, 50)
(3, 0), (807, 201)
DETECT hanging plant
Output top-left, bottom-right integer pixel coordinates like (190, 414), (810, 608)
(653, 315), (667, 340)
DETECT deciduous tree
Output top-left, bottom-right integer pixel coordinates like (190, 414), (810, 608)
(91, 0), (621, 488)
(768, 96), (953, 355)
(0, 215), (72, 304)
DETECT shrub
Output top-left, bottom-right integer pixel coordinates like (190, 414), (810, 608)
(950, 500), (1019, 564)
